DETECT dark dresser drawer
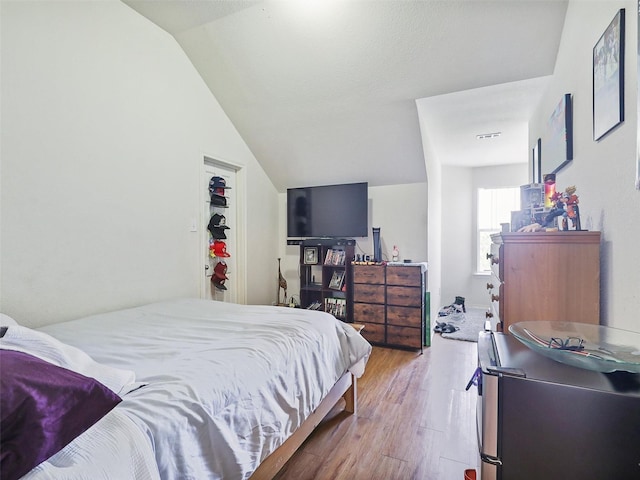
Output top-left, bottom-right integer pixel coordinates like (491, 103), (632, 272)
(353, 284), (385, 303)
(386, 305), (422, 327)
(353, 302), (385, 324)
(353, 265), (385, 284)
(361, 322), (385, 344)
(387, 325), (421, 349)
(387, 286), (422, 307)
(386, 266), (421, 286)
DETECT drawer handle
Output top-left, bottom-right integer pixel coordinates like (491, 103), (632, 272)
(486, 282), (494, 290)
(485, 311), (493, 318)
(491, 294), (500, 302)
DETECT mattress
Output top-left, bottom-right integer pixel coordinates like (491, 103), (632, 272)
(38, 298), (372, 480)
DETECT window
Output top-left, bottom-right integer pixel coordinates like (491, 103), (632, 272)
(477, 187), (520, 273)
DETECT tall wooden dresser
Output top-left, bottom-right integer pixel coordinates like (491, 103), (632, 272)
(487, 231), (601, 333)
(352, 263), (426, 351)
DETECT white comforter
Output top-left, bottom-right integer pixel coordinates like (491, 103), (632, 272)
(39, 299), (371, 480)
(21, 409), (161, 480)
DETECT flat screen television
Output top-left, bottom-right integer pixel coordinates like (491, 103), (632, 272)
(287, 182), (368, 238)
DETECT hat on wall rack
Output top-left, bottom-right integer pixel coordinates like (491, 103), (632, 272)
(209, 176), (231, 198)
(211, 275), (227, 290)
(209, 214), (230, 229)
(214, 261), (228, 280)
(209, 176), (231, 190)
(213, 240), (231, 258)
(210, 194), (228, 207)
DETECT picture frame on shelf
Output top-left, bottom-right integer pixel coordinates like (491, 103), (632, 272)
(303, 247), (318, 265)
(593, 8), (625, 141)
(328, 270), (345, 290)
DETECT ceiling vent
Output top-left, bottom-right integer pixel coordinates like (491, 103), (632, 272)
(476, 132), (502, 140)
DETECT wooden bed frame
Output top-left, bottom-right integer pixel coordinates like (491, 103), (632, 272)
(250, 372), (357, 479)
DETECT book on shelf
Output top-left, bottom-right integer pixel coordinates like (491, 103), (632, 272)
(324, 249), (346, 266)
(306, 301), (322, 310)
(324, 298), (346, 318)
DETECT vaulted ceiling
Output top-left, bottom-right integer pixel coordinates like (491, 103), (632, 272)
(122, 0), (568, 191)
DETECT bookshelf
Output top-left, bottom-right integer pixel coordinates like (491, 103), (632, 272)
(298, 238), (355, 322)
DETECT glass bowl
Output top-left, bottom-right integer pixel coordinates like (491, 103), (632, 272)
(509, 321), (640, 373)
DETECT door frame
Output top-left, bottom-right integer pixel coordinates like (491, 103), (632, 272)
(200, 155), (247, 304)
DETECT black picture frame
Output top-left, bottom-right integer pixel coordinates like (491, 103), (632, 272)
(542, 94), (573, 176)
(593, 8), (625, 141)
(328, 270), (345, 290)
(636, 2), (640, 189)
(532, 138), (542, 184)
(303, 247), (318, 265)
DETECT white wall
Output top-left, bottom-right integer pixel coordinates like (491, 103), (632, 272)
(440, 166), (474, 308)
(529, 0), (640, 331)
(278, 183), (428, 306)
(418, 113), (443, 328)
(439, 164), (528, 310)
(0, 0), (279, 327)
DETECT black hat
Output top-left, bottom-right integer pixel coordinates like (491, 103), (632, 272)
(210, 214), (230, 229)
(210, 194), (227, 207)
(210, 227), (227, 240)
(208, 215), (229, 239)
(209, 176), (231, 191)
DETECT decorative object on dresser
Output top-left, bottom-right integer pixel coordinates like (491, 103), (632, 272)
(486, 231), (600, 333)
(352, 263), (427, 352)
(298, 238), (355, 322)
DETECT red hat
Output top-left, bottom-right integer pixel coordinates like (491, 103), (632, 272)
(213, 240), (231, 258)
(211, 275), (227, 290)
(214, 261), (228, 280)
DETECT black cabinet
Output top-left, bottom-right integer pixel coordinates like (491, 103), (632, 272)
(299, 238), (354, 322)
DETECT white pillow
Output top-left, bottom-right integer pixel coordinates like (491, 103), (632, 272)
(0, 325), (135, 394)
(0, 313), (19, 326)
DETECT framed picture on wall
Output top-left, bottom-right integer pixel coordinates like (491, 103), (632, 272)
(636, 2), (640, 189)
(532, 138), (542, 184)
(542, 94), (573, 176)
(593, 8), (625, 141)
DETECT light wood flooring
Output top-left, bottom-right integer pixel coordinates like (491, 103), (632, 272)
(274, 334), (481, 480)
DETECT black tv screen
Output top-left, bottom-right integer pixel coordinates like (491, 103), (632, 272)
(287, 182), (368, 238)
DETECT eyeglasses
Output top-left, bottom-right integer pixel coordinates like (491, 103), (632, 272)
(548, 336), (585, 351)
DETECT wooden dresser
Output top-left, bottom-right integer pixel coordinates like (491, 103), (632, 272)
(352, 263), (426, 351)
(488, 231), (601, 333)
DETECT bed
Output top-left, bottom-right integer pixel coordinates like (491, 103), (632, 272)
(0, 299), (371, 480)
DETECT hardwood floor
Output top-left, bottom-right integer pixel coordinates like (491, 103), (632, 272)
(274, 334), (481, 480)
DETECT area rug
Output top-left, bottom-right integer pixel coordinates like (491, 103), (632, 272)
(439, 307), (488, 342)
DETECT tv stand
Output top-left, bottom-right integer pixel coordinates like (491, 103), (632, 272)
(298, 239), (355, 322)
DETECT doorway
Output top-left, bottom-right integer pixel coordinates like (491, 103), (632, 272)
(201, 157), (246, 303)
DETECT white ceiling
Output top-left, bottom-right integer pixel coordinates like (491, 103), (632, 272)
(122, 0), (568, 191)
